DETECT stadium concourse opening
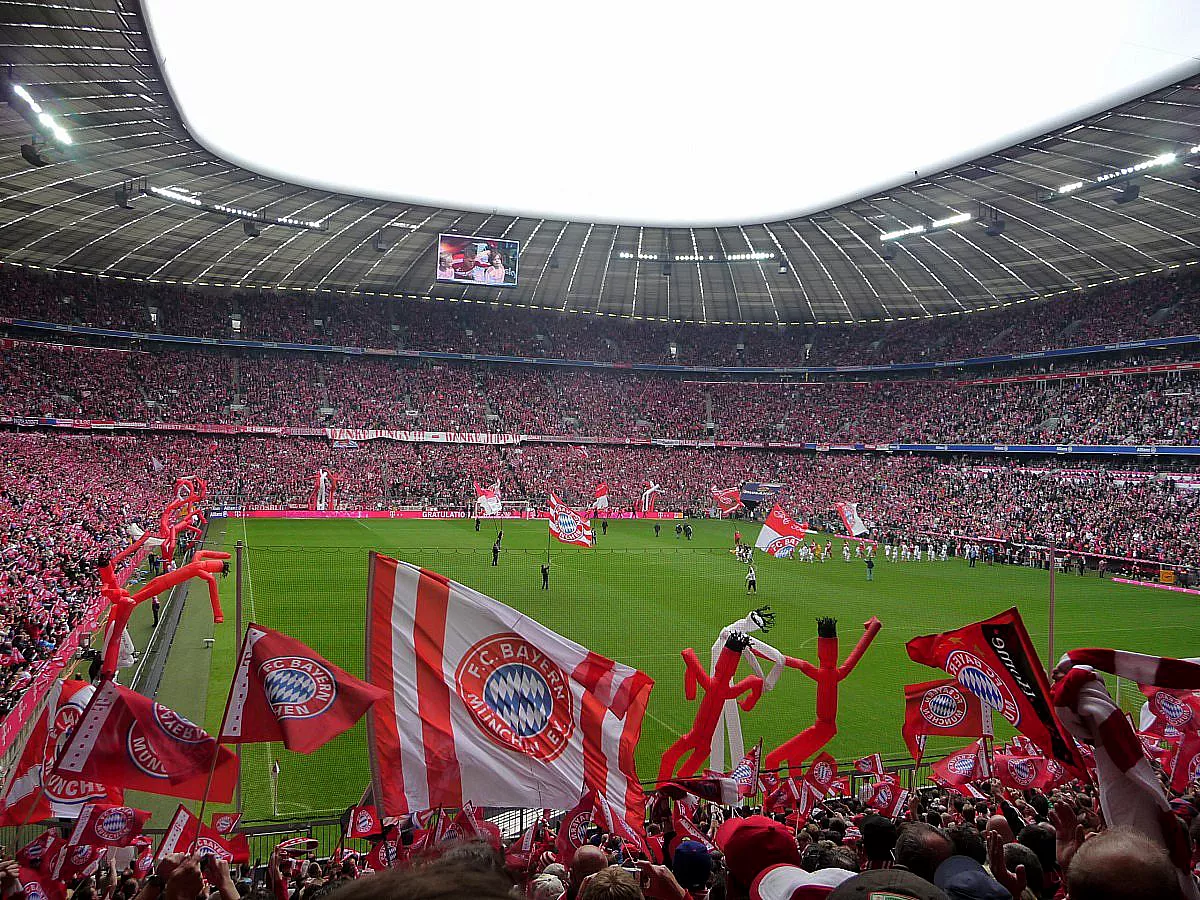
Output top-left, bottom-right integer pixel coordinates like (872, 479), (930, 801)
(4, 4), (1200, 898)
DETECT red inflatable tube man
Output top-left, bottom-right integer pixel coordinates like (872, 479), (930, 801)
(657, 632), (764, 783)
(97, 547), (230, 680)
(763, 615), (882, 775)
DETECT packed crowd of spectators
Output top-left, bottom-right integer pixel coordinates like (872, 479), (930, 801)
(3, 264), (1198, 367)
(5, 759), (1198, 900)
(0, 434), (163, 715)
(3, 338), (1197, 446)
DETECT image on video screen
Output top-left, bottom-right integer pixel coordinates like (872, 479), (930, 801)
(436, 234), (519, 287)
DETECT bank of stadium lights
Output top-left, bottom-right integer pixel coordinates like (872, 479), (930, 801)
(143, 184), (326, 231)
(1048, 149), (1199, 202)
(7, 83), (72, 146)
(880, 212), (972, 244)
(618, 251), (775, 263)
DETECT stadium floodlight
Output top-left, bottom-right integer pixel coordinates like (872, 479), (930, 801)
(1058, 181), (1085, 195)
(1095, 152), (1176, 184)
(880, 225), (925, 242)
(618, 251), (659, 260)
(7, 81), (72, 146)
(930, 212), (971, 230)
(146, 183), (325, 231)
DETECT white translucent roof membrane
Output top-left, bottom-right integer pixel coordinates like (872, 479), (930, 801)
(144, 0), (1200, 226)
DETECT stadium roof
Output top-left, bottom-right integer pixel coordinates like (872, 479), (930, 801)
(1, 0), (1199, 326)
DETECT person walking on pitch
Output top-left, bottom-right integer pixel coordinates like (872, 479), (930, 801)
(541, 562), (550, 590)
(491, 540), (500, 566)
(866, 557), (875, 581)
(746, 564), (757, 593)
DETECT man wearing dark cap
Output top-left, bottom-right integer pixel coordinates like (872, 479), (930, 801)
(826, 869), (948, 899)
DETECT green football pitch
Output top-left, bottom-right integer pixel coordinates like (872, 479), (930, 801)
(139, 517), (1193, 822)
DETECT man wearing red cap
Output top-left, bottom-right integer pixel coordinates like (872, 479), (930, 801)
(714, 816), (803, 897)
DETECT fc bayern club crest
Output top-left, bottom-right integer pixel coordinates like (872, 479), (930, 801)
(921, 685), (969, 729)
(1151, 692), (1194, 728)
(563, 808), (590, 847)
(455, 633), (575, 761)
(810, 760), (834, 786)
(943, 651), (1019, 726)
(354, 810), (375, 834)
(766, 536), (802, 556)
(260, 656), (338, 719)
(1008, 758), (1036, 787)
(95, 807), (135, 842)
(556, 512), (581, 541)
(21, 881), (46, 900)
(948, 753), (976, 776)
(127, 706), (209, 779)
(874, 785), (893, 805)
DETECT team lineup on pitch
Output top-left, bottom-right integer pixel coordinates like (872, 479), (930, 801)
(121, 516), (1196, 821)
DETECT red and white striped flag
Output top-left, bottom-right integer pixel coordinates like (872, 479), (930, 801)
(727, 741), (761, 797)
(547, 492), (594, 547)
(835, 501), (869, 537)
(593, 483), (609, 511)
(155, 805), (249, 863)
(365, 554), (653, 835)
(754, 504), (810, 558)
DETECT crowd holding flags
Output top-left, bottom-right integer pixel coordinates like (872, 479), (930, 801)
(9, 510), (1200, 897)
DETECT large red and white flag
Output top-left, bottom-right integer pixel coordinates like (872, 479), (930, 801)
(902, 678), (989, 762)
(593, 483), (609, 511)
(51, 681), (237, 803)
(835, 501), (869, 537)
(155, 805), (249, 863)
(711, 486), (743, 516)
(907, 608), (1086, 776)
(638, 482), (661, 515)
(0, 680), (122, 824)
(803, 752), (838, 798)
(219, 623), (386, 753)
(754, 504), (810, 558)
(473, 481), (502, 516)
(547, 492), (595, 547)
(67, 803), (151, 848)
(366, 555), (653, 834)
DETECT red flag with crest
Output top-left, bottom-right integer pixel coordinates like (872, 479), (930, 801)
(555, 791), (596, 862)
(154, 805), (249, 863)
(0, 680), (122, 824)
(902, 678), (988, 762)
(211, 812), (242, 835)
(907, 608), (1085, 776)
(67, 803), (151, 848)
(219, 623), (386, 753)
(853, 754), (884, 776)
(51, 681), (236, 803)
(347, 805), (382, 839)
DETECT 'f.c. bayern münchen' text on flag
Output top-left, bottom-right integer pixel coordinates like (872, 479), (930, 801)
(365, 555), (653, 834)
